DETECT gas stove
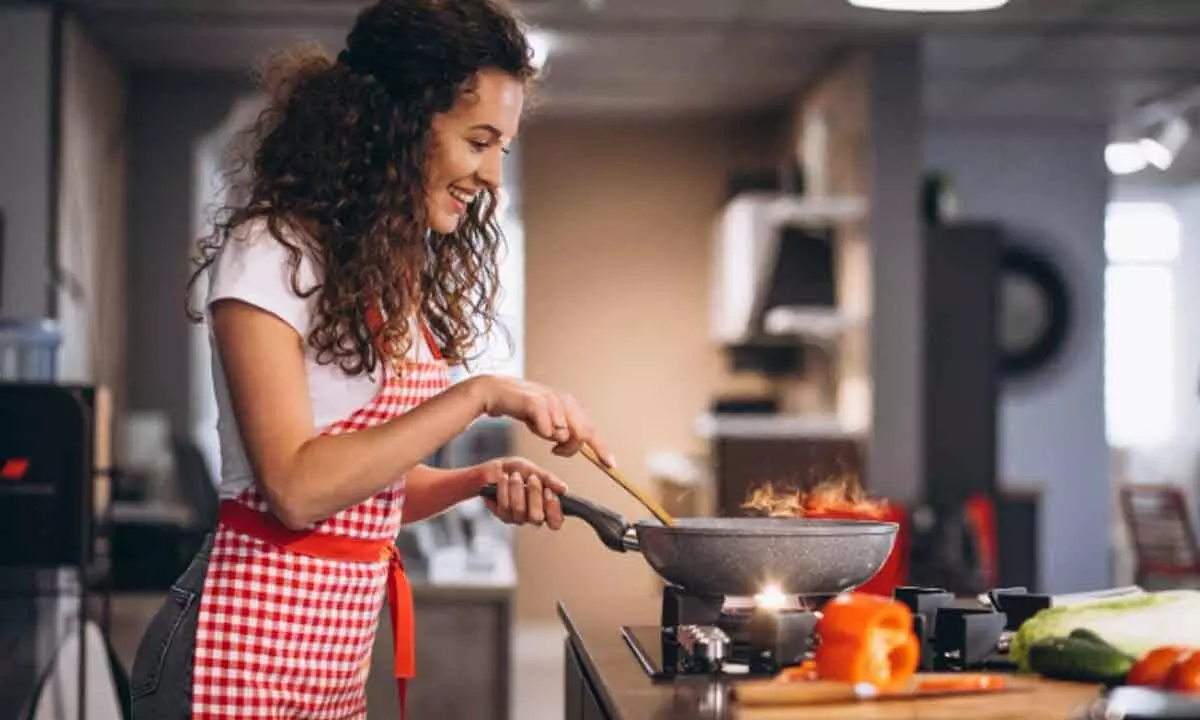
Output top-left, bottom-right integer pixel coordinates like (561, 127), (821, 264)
(622, 585), (820, 679)
(621, 584), (1058, 681)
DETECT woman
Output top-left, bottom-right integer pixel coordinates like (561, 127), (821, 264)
(129, 1), (611, 717)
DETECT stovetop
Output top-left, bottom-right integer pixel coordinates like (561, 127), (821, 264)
(622, 584), (1053, 681)
(623, 608), (818, 680)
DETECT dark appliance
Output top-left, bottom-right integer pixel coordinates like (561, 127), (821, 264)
(921, 221), (1039, 593)
(0, 383), (118, 719)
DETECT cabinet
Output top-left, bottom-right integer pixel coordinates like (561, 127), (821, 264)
(367, 585), (512, 720)
(923, 222), (1001, 508)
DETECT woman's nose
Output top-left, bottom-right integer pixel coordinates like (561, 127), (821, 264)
(477, 149), (503, 189)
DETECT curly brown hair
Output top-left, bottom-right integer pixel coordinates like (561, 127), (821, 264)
(187, 0), (537, 375)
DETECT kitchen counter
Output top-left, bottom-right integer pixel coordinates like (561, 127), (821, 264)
(558, 599), (1104, 720)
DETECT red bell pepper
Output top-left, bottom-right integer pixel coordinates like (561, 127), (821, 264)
(814, 592), (920, 692)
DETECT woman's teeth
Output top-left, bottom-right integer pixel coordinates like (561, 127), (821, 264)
(449, 187), (474, 205)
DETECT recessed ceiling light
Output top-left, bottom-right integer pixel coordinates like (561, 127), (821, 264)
(848, 0), (1010, 11)
(1104, 142), (1148, 176)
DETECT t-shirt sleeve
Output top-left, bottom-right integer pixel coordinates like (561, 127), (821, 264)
(206, 223), (319, 337)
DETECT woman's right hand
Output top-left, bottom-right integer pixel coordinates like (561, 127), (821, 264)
(469, 374), (615, 467)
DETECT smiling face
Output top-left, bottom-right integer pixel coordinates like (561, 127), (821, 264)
(424, 69), (525, 234)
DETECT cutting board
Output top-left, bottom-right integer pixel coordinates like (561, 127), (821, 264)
(733, 674), (1102, 720)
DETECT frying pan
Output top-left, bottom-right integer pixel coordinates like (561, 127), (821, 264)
(478, 487), (898, 597)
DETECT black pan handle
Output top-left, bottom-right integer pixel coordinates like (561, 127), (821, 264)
(478, 485), (632, 553)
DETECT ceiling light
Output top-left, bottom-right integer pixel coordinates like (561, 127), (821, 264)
(1104, 142), (1148, 176)
(847, 0), (1010, 11)
(1138, 116), (1190, 171)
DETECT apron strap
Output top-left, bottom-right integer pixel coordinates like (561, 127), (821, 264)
(364, 301), (443, 363)
(386, 545), (414, 720)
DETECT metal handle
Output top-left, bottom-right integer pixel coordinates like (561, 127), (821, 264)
(478, 485), (634, 553)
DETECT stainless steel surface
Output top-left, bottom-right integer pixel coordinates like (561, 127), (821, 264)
(621, 528), (639, 552)
(1079, 686), (1200, 719)
(678, 625), (730, 666)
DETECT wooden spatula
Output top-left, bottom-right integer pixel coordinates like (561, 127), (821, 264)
(579, 443), (676, 526)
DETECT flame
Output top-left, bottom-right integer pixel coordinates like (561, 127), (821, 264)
(754, 584), (790, 611)
(741, 474), (888, 519)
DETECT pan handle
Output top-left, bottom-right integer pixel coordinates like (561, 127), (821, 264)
(478, 485), (634, 553)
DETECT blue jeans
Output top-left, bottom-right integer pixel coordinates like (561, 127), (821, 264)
(129, 533), (212, 719)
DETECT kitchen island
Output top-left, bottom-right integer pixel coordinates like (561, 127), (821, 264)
(559, 599), (1105, 720)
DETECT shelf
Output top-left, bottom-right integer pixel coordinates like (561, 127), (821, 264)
(694, 413), (868, 440)
(721, 192), (867, 227)
(760, 306), (864, 339)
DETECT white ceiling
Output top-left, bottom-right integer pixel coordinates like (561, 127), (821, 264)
(67, 0), (1200, 180)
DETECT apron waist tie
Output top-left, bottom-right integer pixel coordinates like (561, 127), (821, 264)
(217, 499), (414, 719)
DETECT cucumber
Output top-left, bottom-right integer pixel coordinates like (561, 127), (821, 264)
(1068, 628), (1127, 653)
(1026, 635), (1134, 685)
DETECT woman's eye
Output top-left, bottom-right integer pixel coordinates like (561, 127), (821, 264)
(469, 139), (490, 152)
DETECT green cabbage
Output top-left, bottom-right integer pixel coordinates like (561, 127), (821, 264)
(1009, 590), (1200, 672)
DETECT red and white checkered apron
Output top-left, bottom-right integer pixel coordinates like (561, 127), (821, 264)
(191, 313), (450, 720)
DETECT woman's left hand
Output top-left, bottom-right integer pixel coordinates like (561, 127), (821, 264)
(476, 457), (568, 529)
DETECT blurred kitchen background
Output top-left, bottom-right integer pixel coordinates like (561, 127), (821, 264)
(3, 0), (1200, 718)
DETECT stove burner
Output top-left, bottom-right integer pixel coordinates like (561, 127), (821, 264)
(621, 620), (817, 680)
(659, 585), (813, 627)
(677, 625), (730, 669)
(622, 585), (820, 679)
(893, 584), (1044, 671)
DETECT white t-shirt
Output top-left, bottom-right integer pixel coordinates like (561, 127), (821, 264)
(206, 219), (436, 499)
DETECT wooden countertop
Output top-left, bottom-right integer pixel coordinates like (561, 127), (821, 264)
(733, 679), (1102, 720)
(558, 599), (1103, 720)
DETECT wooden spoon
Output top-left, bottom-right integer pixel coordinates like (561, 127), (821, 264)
(579, 443), (676, 526)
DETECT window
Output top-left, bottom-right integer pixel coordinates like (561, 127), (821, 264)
(1104, 201), (1180, 448)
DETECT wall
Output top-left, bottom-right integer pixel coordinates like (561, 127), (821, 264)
(514, 114), (780, 621)
(124, 72), (248, 432)
(0, 6), (53, 317)
(925, 121), (1111, 594)
(783, 42), (925, 505)
(57, 15), (127, 409)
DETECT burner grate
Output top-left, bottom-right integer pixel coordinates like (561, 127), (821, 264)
(627, 585), (820, 679)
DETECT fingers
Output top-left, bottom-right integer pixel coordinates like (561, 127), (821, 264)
(524, 473), (545, 525)
(487, 377), (607, 460)
(493, 464), (512, 523)
(544, 486), (564, 530)
(552, 393), (590, 457)
(506, 471), (526, 520)
(486, 459), (568, 530)
(524, 395), (556, 440)
(551, 393), (616, 467)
